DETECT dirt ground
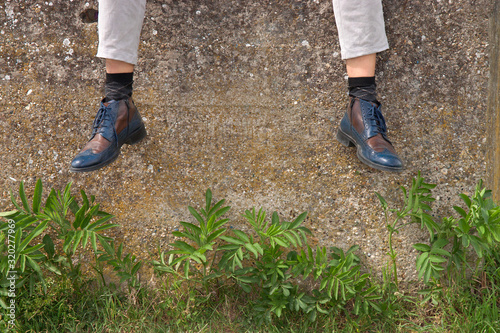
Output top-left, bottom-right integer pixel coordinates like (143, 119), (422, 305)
(0, 0), (492, 282)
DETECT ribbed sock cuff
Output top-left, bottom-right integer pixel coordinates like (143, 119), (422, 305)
(348, 76), (376, 88)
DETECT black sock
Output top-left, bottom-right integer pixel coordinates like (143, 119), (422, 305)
(348, 76), (378, 104)
(105, 72), (134, 101)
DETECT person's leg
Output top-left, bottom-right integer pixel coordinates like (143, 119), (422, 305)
(332, 0), (388, 60)
(332, 0), (403, 172)
(96, 0), (146, 65)
(104, 60), (134, 103)
(346, 54), (376, 78)
(346, 54), (378, 104)
(70, 0), (147, 172)
(106, 59), (134, 74)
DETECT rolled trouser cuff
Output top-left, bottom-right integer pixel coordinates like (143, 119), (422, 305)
(332, 0), (389, 60)
(96, 0), (146, 65)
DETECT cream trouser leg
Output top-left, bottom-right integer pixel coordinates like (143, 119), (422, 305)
(96, 0), (146, 65)
(332, 0), (389, 59)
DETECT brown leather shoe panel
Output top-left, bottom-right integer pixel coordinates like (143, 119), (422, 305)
(115, 99), (137, 134)
(82, 134), (111, 154)
(366, 134), (397, 153)
(349, 99), (367, 135)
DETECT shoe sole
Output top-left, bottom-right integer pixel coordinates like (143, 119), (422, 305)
(69, 125), (147, 173)
(336, 128), (404, 173)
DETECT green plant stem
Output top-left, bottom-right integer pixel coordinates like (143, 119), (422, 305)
(94, 255), (107, 287)
(387, 225), (398, 289)
(67, 252), (74, 273)
(386, 211), (404, 289)
(382, 207), (399, 289)
(203, 262), (208, 279)
(396, 222), (416, 230)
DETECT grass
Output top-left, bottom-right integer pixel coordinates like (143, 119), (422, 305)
(6, 268), (499, 333)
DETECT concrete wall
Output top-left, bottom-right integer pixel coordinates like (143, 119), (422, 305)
(0, 0), (493, 279)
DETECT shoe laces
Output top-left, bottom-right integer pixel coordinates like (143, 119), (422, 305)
(365, 102), (388, 138)
(91, 103), (118, 143)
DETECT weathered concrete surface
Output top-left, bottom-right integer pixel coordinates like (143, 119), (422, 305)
(0, 0), (492, 281)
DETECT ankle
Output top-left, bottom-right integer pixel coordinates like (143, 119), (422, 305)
(105, 72), (134, 101)
(348, 76), (378, 104)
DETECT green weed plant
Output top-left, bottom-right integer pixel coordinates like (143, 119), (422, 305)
(0, 180), (142, 310)
(152, 189), (381, 324)
(377, 172), (500, 304)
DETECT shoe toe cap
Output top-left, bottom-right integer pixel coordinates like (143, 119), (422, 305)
(70, 148), (107, 170)
(371, 150), (404, 171)
(70, 152), (96, 170)
(359, 148), (404, 172)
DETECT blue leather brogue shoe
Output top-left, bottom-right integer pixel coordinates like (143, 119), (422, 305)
(70, 98), (147, 172)
(336, 98), (403, 172)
